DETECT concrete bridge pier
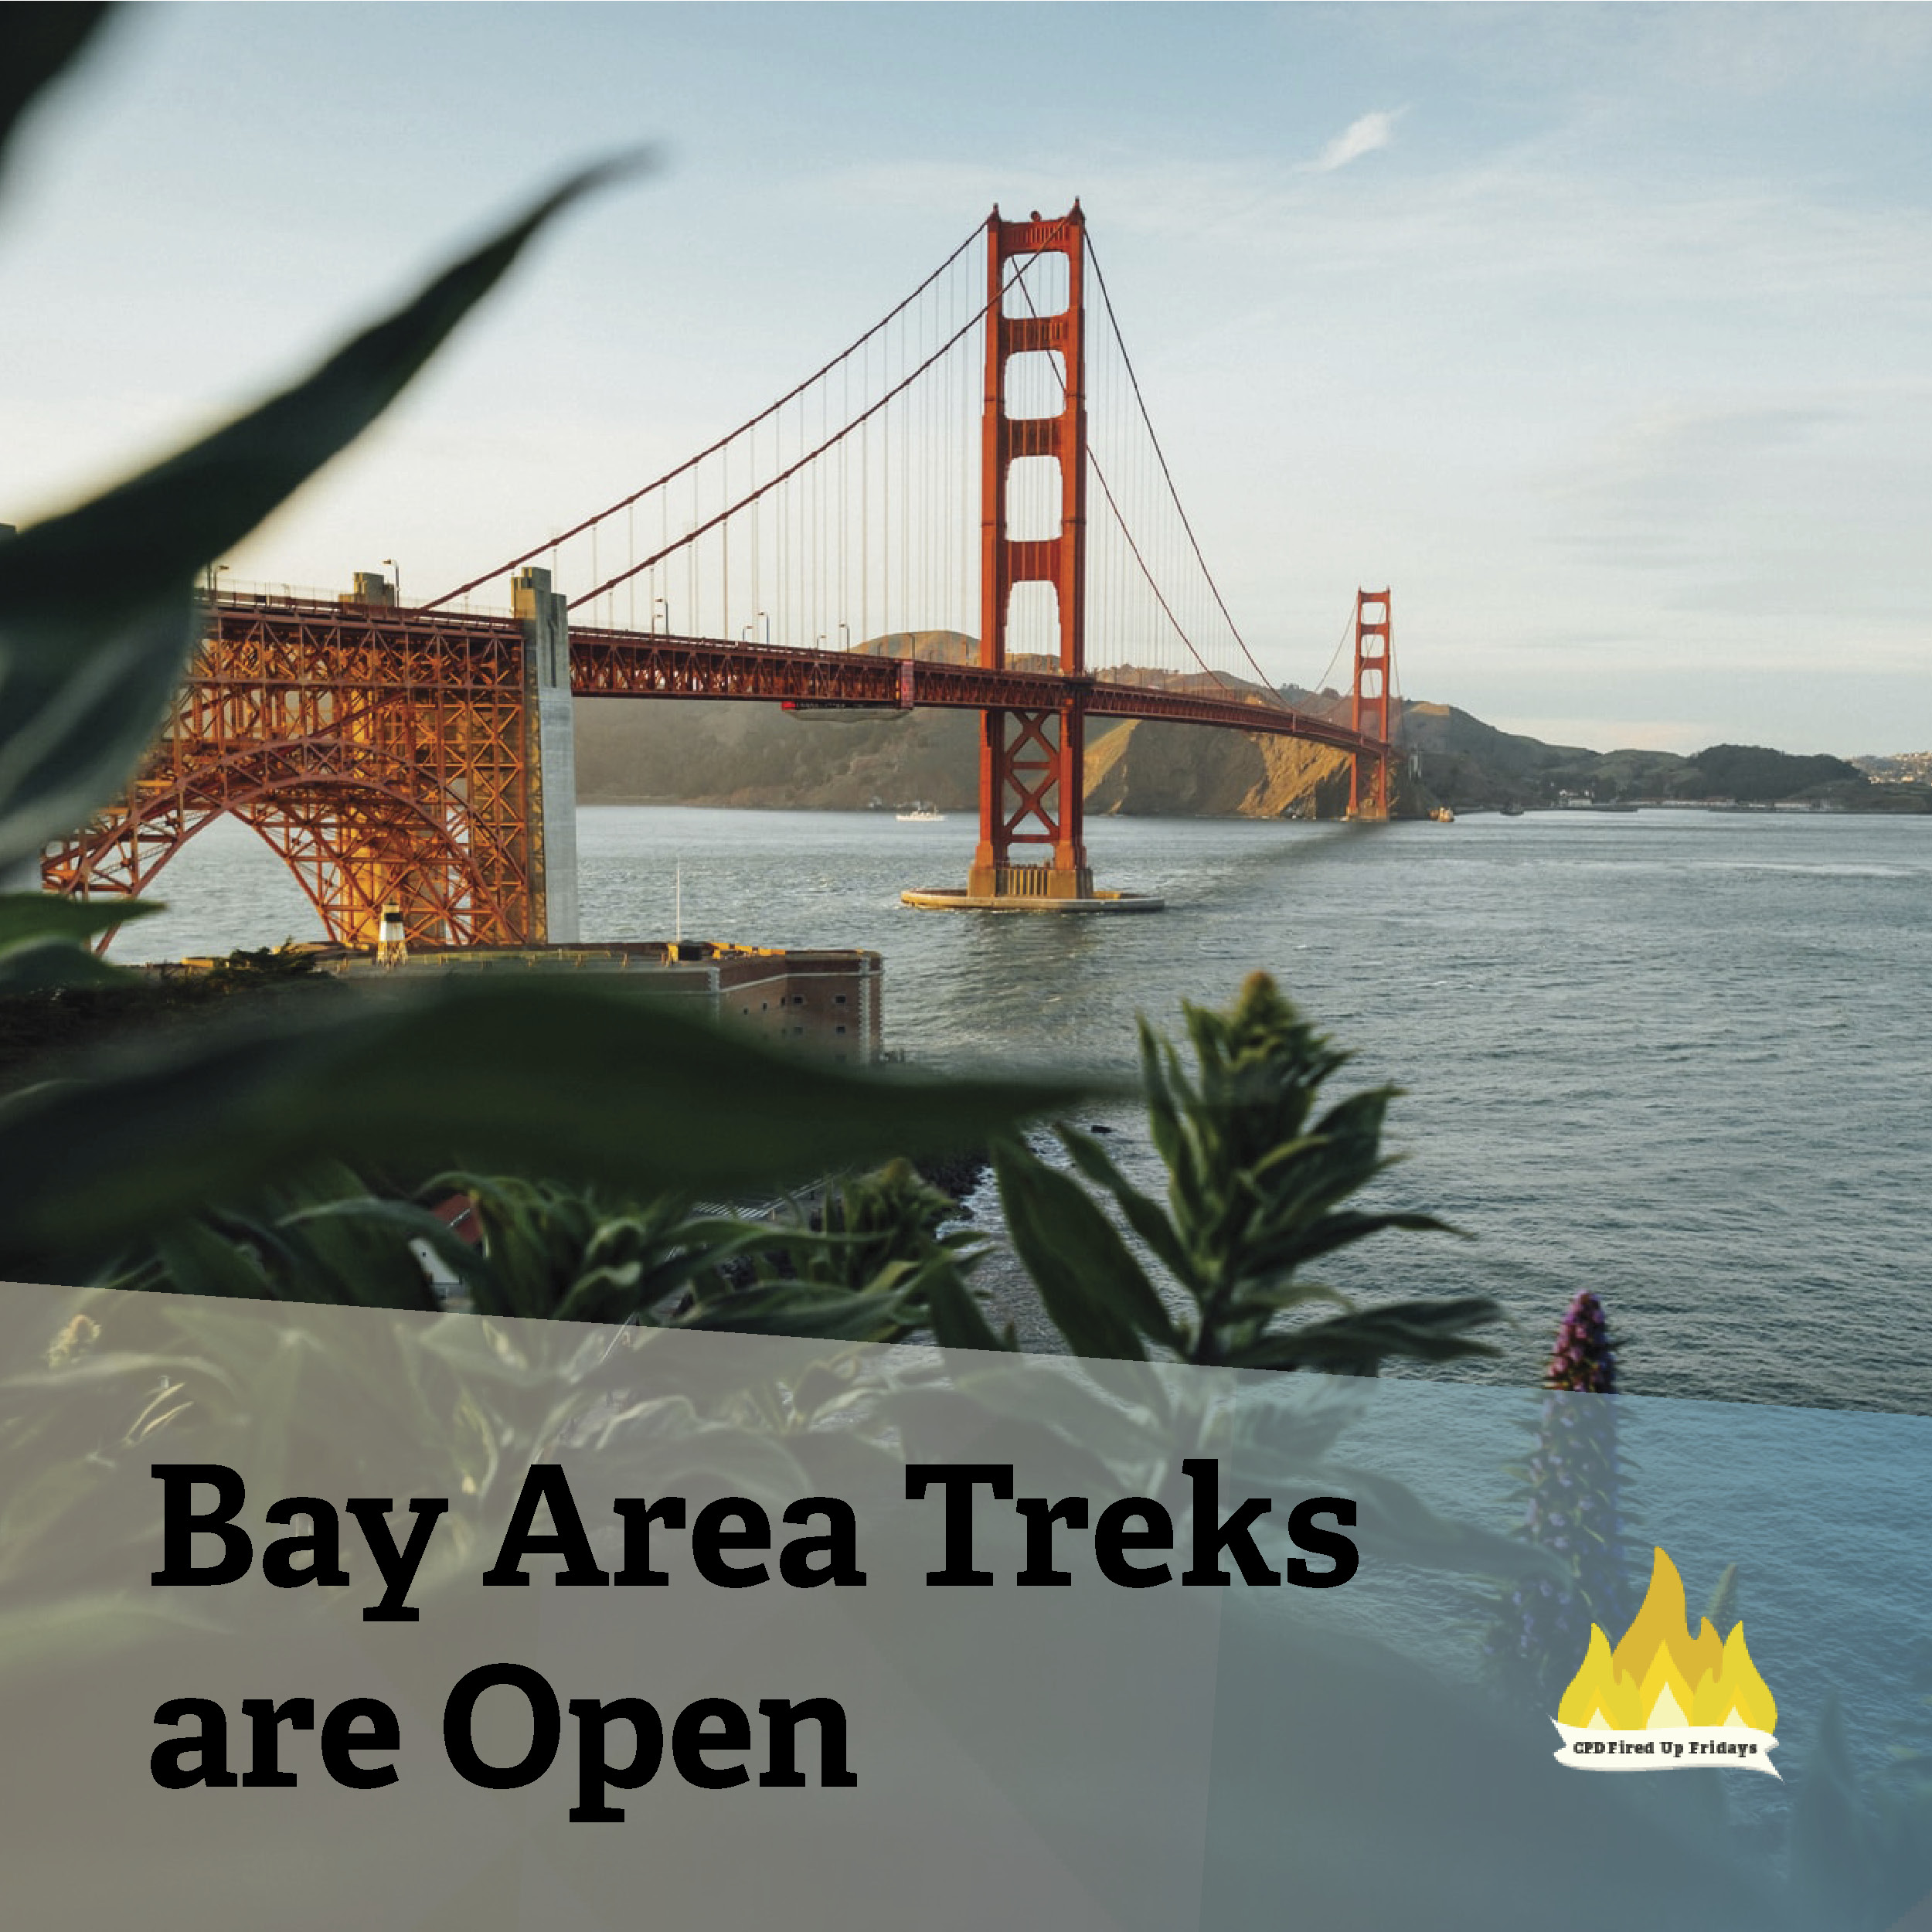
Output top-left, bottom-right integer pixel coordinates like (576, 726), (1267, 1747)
(512, 566), (580, 944)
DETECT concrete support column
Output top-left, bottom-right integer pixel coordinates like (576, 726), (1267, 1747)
(512, 566), (580, 944)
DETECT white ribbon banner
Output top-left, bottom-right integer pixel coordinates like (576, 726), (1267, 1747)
(1552, 1723), (1781, 1778)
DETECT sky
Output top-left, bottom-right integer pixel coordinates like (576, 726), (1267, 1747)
(4, 2), (1930, 757)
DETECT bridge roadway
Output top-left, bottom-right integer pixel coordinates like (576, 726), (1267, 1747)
(568, 622), (1387, 758)
(217, 590), (1386, 760)
(195, 591), (1391, 760)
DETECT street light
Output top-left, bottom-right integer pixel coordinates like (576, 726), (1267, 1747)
(756, 611), (770, 646)
(651, 596), (668, 635)
(838, 622), (851, 651)
(382, 558), (400, 608)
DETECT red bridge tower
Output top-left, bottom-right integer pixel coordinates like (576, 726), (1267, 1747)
(967, 204), (1095, 903)
(1349, 587), (1393, 820)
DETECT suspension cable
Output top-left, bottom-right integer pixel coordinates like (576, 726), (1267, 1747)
(1311, 601), (1355, 705)
(1086, 235), (1287, 704)
(1009, 262), (1240, 700)
(423, 218), (988, 611)
(566, 247), (1032, 614)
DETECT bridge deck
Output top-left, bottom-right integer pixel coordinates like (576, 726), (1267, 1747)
(205, 598), (1384, 761)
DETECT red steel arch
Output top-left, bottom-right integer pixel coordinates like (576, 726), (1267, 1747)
(45, 595), (545, 947)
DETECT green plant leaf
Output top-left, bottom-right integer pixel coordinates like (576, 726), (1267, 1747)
(0, 151), (651, 872)
(0, 5), (111, 186)
(992, 1138), (1163, 1361)
(669, 1280), (920, 1344)
(0, 891), (161, 950)
(1229, 1296), (1503, 1373)
(923, 1265), (1016, 1355)
(1234, 1209), (1461, 1284)
(0, 981), (1090, 1280)
(1056, 1124), (1196, 1287)
(147, 1220), (274, 1301)
(0, 890), (165, 992)
(0, 940), (125, 995)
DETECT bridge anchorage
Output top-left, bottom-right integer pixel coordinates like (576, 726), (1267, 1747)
(46, 202), (1400, 944)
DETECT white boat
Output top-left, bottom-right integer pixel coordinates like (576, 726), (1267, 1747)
(896, 804), (945, 821)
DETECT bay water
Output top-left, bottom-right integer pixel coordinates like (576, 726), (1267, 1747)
(123, 803), (1932, 1417)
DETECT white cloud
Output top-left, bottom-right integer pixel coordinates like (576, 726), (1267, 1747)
(1308, 109), (1405, 174)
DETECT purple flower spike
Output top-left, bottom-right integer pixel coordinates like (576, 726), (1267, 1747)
(1545, 1290), (1617, 1394)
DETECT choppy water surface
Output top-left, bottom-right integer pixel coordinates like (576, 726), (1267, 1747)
(127, 804), (1932, 1415)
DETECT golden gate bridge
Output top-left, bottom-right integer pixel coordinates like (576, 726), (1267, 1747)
(46, 203), (1397, 944)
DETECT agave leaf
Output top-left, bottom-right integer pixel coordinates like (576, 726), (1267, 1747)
(0, 152), (651, 872)
(0, 980), (1088, 1280)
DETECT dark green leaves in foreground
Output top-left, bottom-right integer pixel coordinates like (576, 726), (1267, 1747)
(0, 5), (111, 189)
(0, 978), (1087, 1281)
(0, 890), (160, 994)
(996, 972), (1501, 1372)
(0, 148), (651, 874)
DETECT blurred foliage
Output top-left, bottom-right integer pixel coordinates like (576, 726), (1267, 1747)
(0, 4), (108, 187)
(63, 973), (1497, 1394)
(0, 935), (335, 1086)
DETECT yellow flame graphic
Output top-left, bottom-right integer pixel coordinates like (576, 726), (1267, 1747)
(1556, 1548), (1777, 1732)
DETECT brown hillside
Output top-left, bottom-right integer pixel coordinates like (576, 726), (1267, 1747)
(1085, 720), (1350, 818)
(576, 637), (1357, 818)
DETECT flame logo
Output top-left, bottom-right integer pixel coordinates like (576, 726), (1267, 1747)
(1558, 1547), (1777, 1733)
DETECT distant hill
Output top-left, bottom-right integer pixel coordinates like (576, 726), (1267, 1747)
(571, 635), (1914, 816)
(576, 700), (981, 813)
